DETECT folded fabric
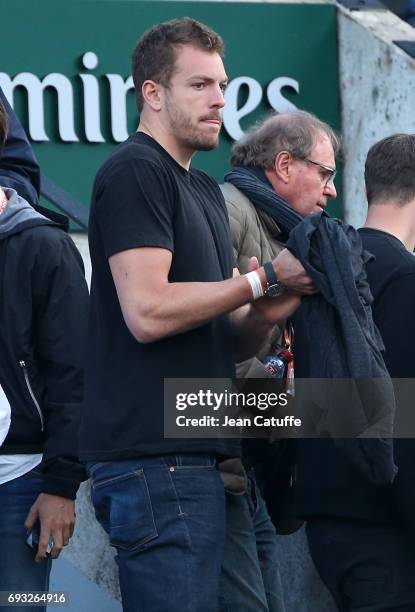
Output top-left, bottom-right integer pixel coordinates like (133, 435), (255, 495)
(286, 213), (396, 486)
(225, 164), (396, 486)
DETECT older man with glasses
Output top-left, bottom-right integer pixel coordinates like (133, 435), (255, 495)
(222, 110), (339, 373)
(219, 110), (339, 612)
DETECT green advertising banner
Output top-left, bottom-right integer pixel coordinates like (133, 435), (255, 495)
(0, 0), (341, 221)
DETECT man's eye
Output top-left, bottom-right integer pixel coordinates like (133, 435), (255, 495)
(220, 83), (227, 93)
(193, 83), (205, 90)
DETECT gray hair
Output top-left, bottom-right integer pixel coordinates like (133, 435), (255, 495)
(230, 110), (340, 169)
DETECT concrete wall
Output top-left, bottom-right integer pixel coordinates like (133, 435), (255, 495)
(338, 6), (415, 227)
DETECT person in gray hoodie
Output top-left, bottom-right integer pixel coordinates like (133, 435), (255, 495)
(0, 99), (89, 611)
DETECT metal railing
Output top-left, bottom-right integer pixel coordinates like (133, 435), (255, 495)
(41, 175), (89, 230)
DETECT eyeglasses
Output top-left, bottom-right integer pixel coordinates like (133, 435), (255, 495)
(304, 158), (337, 187)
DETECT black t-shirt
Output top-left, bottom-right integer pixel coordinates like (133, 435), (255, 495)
(359, 228), (415, 377)
(80, 133), (240, 461)
(360, 228), (415, 525)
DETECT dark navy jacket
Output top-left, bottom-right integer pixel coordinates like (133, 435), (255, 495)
(0, 88), (88, 499)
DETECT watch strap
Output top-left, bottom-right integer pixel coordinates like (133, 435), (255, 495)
(264, 261), (278, 286)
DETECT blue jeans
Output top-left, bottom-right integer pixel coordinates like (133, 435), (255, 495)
(0, 469), (51, 612)
(87, 455), (226, 612)
(219, 471), (286, 612)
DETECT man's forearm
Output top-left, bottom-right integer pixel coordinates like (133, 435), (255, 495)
(123, 273), (256, 343)
(111, 247), (308, 344)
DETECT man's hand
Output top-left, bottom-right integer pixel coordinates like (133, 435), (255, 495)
(273, 249), (317, 295)
(248, 257), (301, 324)
(25, 493), (75, 562)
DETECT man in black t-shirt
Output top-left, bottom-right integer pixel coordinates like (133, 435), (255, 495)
(304, 134), (415, 611)
(80, 18), (315, 612)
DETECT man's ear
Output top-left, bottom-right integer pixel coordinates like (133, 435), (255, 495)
(274, 151), (291, 184)
(141, 80), (162, 111)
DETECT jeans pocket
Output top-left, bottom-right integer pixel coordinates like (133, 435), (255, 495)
(91, 470), (158, 551)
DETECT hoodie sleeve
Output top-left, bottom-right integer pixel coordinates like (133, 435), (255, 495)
(0, 87), (40, 206)
(32, 227), (89, 499)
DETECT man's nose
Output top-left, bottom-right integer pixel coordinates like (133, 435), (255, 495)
(324, 181), (337, 199)
(211, 84), (226, 108)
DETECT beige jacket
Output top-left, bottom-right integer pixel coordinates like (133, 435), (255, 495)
(220, 182), (285, 377)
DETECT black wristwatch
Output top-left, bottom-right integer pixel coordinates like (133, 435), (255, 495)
(264, 261), (285, 297)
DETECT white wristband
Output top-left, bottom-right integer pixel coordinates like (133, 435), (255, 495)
(245, 271), (264, 300)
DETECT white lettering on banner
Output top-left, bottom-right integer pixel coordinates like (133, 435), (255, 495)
(0, 71), (79, 142)
(0, 52), (300, 144)
(267, 77), (299, 113)
(79, 52), (105, 142)
(223, 76), (263, 141)
(223, 75), (300, 140)
(105, 74), (135, 142)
